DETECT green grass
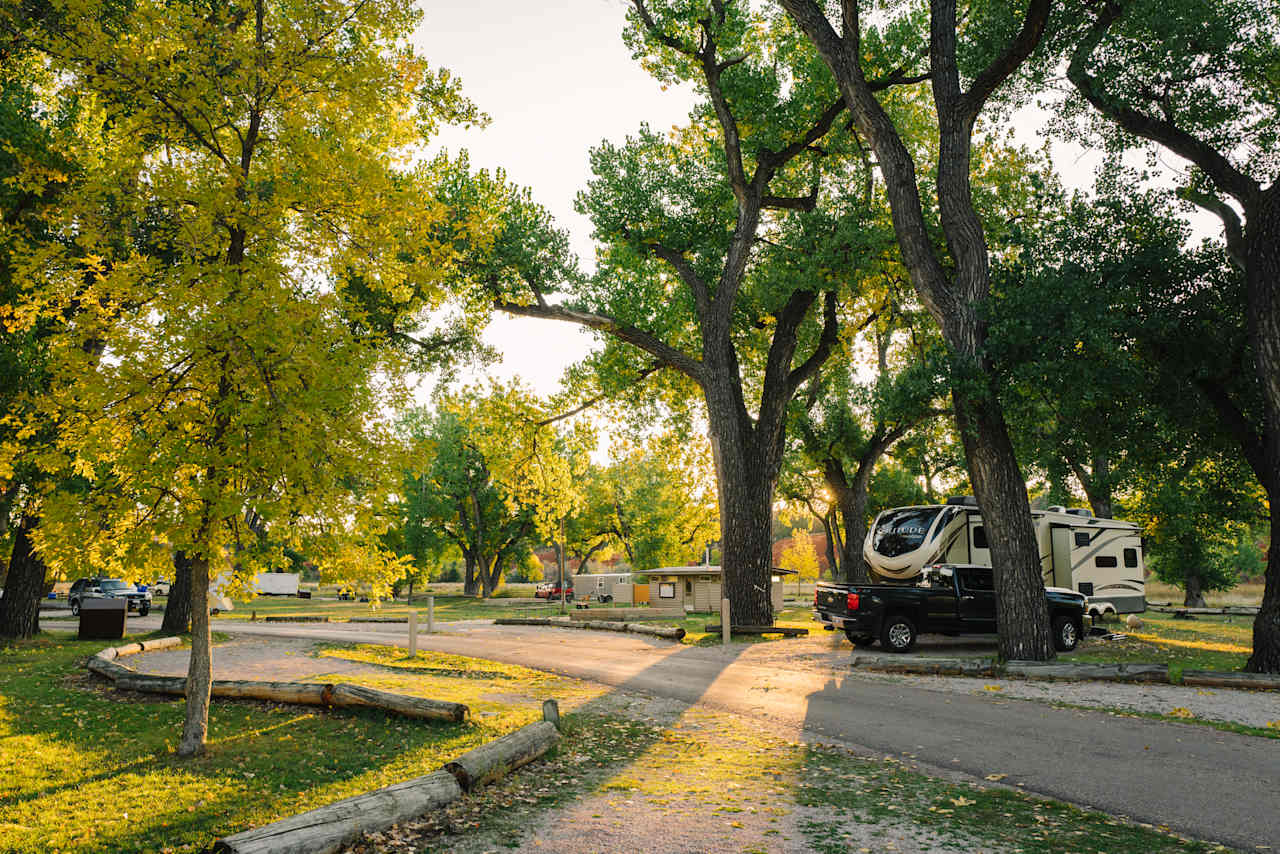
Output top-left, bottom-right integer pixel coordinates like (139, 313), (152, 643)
(1065, 612), (1253, 677)
(0, 634), (585, 853)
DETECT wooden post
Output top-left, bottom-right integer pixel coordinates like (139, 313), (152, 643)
(408, 610), (418, 657)
(427, 595), (434, 634)
(721, 597), (730, 648)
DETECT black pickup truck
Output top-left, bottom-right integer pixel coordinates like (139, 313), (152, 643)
(814, 564), (1087, 653)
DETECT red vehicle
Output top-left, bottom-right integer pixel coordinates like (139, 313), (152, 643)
(535, 582), (574, 601)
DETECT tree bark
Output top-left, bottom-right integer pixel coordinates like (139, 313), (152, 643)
(1246, 187), (1280, 672)
(161, 549), (193, 635)
(1183, 571), (1208, 609)
(178, 551), (212, 757)
(954, 387), (1056, 660)
(0, 515), (45, 639)
(462, 551), (478, 597)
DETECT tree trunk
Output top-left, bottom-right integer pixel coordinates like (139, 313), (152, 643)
(462, 552), (478, 597)
(0, 516), (44, 639)
(954, 387), (1057, 661)
(819, 511), (839, 580)
(1183, 571), (1208, 609)
(709, 411), (778, 627)
(178, 552), (212, 757)
(161, 550), (193, 635)
(1245, 188), (1280, 673)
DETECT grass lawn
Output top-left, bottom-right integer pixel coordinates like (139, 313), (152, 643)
(1065, 612), (1253, 677)
(0, 633), (590, 853)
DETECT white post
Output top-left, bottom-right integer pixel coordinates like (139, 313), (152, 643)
(427, 595), (434, 634)
(721, 597), (730, 648)
(408, 609), (418, 657)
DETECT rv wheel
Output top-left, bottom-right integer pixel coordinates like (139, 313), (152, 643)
(880, 614), (917, 653)
(1052, 616), (1079, 652)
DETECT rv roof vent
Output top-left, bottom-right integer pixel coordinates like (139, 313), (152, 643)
(1066, 508), (1093, 517)
(1046, 505), (1067, 514)
(945, 495), (978, 506)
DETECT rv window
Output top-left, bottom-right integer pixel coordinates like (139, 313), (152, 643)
(870, 507), (944, 557)
(1074, 532), (1091, 547)
(1079, 582), (1094, 596)
(972, 526), (988, 550)
(1124, 548), (1138, 568)
(1095, 555), (1118, 568)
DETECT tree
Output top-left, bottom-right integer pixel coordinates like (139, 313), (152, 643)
(778, 520), (821, 579)
(400, 383), (587, 598)
(787, 290), (948, 582)
(1129, 452), (1266, 607)
(472, 1), (920, 625)
(1053, 0), (1280, 670)
(779, 0), (1060, 659)
(6, 0), (479, 755)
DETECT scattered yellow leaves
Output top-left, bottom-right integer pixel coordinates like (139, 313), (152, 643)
(985, 773), (1007, 782)
(983, 684), (1003, 692)
(1169, 707), (1195, 719)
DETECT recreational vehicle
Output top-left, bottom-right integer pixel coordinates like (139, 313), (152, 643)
(864, 496), (1145, 616)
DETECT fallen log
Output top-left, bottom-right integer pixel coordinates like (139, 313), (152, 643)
(212, 770), (462, 854)
(328, 683), (468, 722)
(87, 654), (136, 681)
(263, 615), (329, 623)
(139, 636), (184, 653)
(493, 616), (684, 640)
(493, 617), (554, 626)
(443, 719), (559, 792)
(1180, 670), (1280, 691)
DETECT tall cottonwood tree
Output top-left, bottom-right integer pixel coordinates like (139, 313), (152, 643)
(1056, 0), (1280, 670)
(7, 0), (482, 754)
(779, 0), (1059, 659)
(480, 1), (924, 625)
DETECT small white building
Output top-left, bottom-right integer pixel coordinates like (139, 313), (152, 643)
(646, 566), (794, 613)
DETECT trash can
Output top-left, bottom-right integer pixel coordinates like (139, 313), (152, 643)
(79, 598), (127, 640)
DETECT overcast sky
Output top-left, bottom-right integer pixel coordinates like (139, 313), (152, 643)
(410, 1), (1200, 402)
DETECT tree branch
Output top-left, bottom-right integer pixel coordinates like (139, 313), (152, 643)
(535, 364), (663, 426)
(1067, 1), (1258, 206)
(961, 0), (1051, 121)
(494, 299), (705, 384)
(787, 289), (840, 395)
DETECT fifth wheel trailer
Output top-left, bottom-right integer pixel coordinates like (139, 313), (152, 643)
(864, 497), (1145, 616)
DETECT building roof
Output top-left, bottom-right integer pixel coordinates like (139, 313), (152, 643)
(649, 566), (798, 577)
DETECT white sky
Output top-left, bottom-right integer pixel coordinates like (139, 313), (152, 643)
(411, 1), (1209, 402)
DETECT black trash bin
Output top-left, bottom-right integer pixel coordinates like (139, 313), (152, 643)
(79, 598), (127, 640)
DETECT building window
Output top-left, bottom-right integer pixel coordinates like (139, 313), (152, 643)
(1096, 555), (1118, 568)
(658, 582), (676, 599)
(1074, 532), (1091, 547)
(685, 580), (692, 595)
(972, 526), (988, 549)
(1124, 548), (1138, 568)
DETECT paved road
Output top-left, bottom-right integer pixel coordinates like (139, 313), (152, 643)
(199, 619), (1280, 851)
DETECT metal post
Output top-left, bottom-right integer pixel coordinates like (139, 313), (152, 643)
(722, 597), (730, 648)
(408, 609), (418, 656)
(427, 595), (434, 634)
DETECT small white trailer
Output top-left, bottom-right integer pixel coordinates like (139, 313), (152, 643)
(573, 572), (632, 603)
(864, 497), (1146, 616)
(253, 572), (301, 596)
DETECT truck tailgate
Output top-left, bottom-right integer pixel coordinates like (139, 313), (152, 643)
(815, 586), (848, 615)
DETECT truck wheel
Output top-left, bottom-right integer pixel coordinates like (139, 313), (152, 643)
(1052, 616), (1079, 652)
(880, 614), (917, 653)
(71, 600), (80, 617)
(844, 628), (876, 647)
(139, 605), (150, 617)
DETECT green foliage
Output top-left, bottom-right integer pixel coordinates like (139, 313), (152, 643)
(1128, 453), (1266, 595)
(398, 382), (590, 596)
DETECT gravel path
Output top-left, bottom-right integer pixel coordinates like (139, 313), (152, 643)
(129, 636), (385, 681)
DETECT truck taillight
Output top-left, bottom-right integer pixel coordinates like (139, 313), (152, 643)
(813, 590), (819, 606)
(847, 592), (860, 611)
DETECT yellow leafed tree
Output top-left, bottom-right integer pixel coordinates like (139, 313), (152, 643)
(6, 0), (493, 755)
